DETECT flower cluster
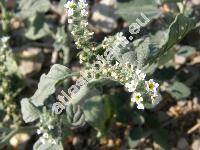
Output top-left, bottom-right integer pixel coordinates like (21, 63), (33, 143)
(64, 1), (161, 110)
(0, 37), (9, 78)
(83, 59), (160, 110)
(64, 0), (94, 54)
(64, 0), (88, 24)
(0, 37), (17, 122)
(36, 110), (61, 145)
(130, 78), (160, 110)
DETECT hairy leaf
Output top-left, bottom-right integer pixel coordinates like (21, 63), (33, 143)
(83, 96), (113, 135)
(166, 81), (191, 100)
(177, 46), (196, 57)
(116, 0), (161, 24)
(31, 64), (77, 107)
(160, 14), (196, 55)
(128, 127), (143, 148)
(123, 14), (196, 68)
(21, 98), (40, 123)
(17, 0), (50, 18)
(153, 129), (171, 150)
(25, 14), (49, 40)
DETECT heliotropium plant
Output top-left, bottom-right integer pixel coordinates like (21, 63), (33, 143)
(18, 0), (196, 149)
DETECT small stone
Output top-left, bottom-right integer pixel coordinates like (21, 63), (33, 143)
(91, 0), (118, 33)
(9, 133), (30, 148)
(192, 0), (200, 5)
(18, 48), (44, 76)
(177, 101), (187, 107)
(107, 139), (114, 148)
(191, 139), (200, 150)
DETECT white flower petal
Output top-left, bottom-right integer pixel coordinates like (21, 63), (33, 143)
(137, 103), (144, 110)
(37, 129), (42, 135)
(68, 19), (73, 24)
(68, 8), (74, 16)
(43, 133), (49, 139)
(136, 69), (141, 75)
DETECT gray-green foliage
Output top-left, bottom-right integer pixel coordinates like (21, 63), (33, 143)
(21, 98), (40, 123)
(30, 64), (78, 107)
(166, 81), (191, 100)
(16, 0), (51, 40)
(116, 0), (161, 24)
(120, 14), (196, 71)
(17, 0), (50, 18)
(25, 14), (50, 40)
(0, 37), (24, 148)
(65, 103), (85, 127)
(18, 0), (197, 149)
(19, 12), (196, 149)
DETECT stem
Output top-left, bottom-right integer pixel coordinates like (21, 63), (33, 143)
(0, 1), (9, 34)
(63, 46), (70, 65)
(182, 0), (188, 14)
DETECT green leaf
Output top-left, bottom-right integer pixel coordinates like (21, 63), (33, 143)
(158, 48), (176, 66)
(153, 129), (171, 150)
(83, 96), (112, 135)
(135, 38), (150, 68)
(25, 14), (49, 40)
(109, 92), (132, 123)
(132, 112), (145, 125)
(21, 98), (40, 123)
(128, 127), (143, 148)
(33, 138), (63, 150)
(132, 14), (196, 67)
(161, 14), (196, 55)
(31, 64), (78, 107)
(5, 52), (19, 76)
(167, 81), (191, 100)
(71, 79), (115, 105)
(177, 46), (196, 57)
(17, 0), (50, 18)
(116, 0), (161, 24)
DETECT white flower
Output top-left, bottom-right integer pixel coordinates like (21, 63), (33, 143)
(88, 32), (94, 36)
(40, 119), (43, 123)
(131, 92), (143, 104)
(125, 80), (138, 92)
(1, 37), (9, 43)
(68, 19), (73, 24)
(67, 8), (74, 16)
(37, 129), (42, 135)
(137, 103), (144, 110)
(64, 1), (76, 9)
(116, 32), (124, 41)
(81, 21), (88, 27)
(111, 72), (118, 79)
(131, 92), (145, 110)
(51, 139), (57, 145)
(150, 93), (161, 104)
(43, 133), (49, 139)
(145, 79), (159, 93)
(79, 0), (87, 3)
(136, 69), (146, 80)
(78, 0), (88, 8)
(48, 125), (54, 130)
(81, 9), (88, 16)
